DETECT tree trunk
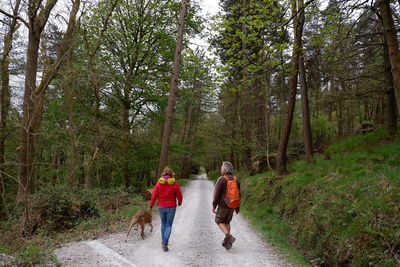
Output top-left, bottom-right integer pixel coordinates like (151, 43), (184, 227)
(276, 0), (304, 175)
(313, 53), (322, 117)
(65, 51), (78, 188)
(157, 0), (188, 177)
(241, 90), (253, 171)
(231, 91), (240, 168)
(364, 101), (370, 121)
(337, 96), (344, 136)
(379, 0), (400, 113)
(298, 2), (313, 159)
(0, 0), (20, 217)
(84, 58), (101, 190)
(256, 80), (267, 151)
(264, 74), (272, 170)
(240, 2), (253, 171)
(18, 26), (43, 201)
(18, 0), (80, 200)
(299, 58), (313, 158)
(81, 0), (117, 189)
(84, 151), (93, 190)
(383, 35), (398, 135)
(277, 51), (287, 146)
(180, 100), (193, 179)
(122, 100), (130, 189)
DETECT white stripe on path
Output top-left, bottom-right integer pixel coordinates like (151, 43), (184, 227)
(84, 240), (137, 267)
(56, 174), (292, 266)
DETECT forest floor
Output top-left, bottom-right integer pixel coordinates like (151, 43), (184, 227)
(54, 174), (291, 266)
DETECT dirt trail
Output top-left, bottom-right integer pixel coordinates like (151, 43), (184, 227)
(55, 174), (292, 266)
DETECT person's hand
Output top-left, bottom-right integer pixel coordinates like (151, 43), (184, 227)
(178, 202), (182, 206)
(212, 207), (216, 214)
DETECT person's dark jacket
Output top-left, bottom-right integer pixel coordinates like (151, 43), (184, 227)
(212, 174), (240, 211)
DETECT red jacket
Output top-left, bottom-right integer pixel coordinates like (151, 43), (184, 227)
(150, 176), (183, 208)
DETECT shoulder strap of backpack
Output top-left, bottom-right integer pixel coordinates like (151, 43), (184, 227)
(223, 175), (236, 181)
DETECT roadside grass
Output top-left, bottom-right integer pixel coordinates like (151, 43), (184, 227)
(206, 170), (220, 181)
(240, 173), (311, 266)
(14, 244), (60, 267)
(0, 191), (149, 266)
(180, 178), (193, 187)
(240, 130), (400, 266)
(0, 174), (196, 266)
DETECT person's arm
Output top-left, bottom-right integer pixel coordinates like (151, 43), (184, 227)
(176, 183), (183, 206)
(212, 177), (223, 210)
(149, 183), (159, 209)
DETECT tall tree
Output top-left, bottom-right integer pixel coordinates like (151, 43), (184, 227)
(17, 0), (80, 200)
(0, 0), (21, 217)
(158, 0), (189, 177)
(298, 0), (313, 159)
(383, 35), (398, 135)
(99, 0), (182, 188)
(178, 49), (215, 179)
(379, 0), (400, 113)
(80, 0), (118, 190)
(276, 0), (306, 174)
(64, 50), (78, 187)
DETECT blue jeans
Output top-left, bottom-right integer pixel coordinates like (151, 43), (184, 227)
(158, 207), (176, 244)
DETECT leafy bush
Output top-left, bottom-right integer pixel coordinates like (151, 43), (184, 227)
(311, 114), (335, 148)
(199, 166), (207, 174)
(0, 246), (10, 254)
(32, 186), (100, 232)
(207, 170), (220, 182)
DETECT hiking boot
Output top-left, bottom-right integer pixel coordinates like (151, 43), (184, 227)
(161, 242), (169, 252)
(222, 234), (231, 247)
(225, 234), (236, 250)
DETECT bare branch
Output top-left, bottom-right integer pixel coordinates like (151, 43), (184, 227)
(34, 0), (81, 95)
(0, 8), (29, 28)
(282, 0), (316, 27)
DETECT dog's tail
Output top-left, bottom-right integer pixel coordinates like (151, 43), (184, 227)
(126, 210), (146, 238)
(126, 216), (138, 238)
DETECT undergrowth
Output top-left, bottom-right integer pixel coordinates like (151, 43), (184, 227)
(240, 130), (400, 266)
(0, 187), (149, 266)
(0, 176), (193, 266)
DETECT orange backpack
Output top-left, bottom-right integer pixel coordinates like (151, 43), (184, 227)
(223, 175), (241, 209)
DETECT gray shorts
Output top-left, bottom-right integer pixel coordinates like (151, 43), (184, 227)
(215, 207), (234, 224)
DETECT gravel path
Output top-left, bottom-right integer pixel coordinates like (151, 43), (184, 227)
(55, 174), (292, 266)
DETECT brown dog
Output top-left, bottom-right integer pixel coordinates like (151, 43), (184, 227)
(126, 209), (153, 240)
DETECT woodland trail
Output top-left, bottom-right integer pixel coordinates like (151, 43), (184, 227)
(54, 174), (291, 266)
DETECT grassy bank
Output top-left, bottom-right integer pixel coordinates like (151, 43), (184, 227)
(240, 130), (400, 266)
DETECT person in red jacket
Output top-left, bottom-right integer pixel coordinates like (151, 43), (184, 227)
(150, 167), (183, 252)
